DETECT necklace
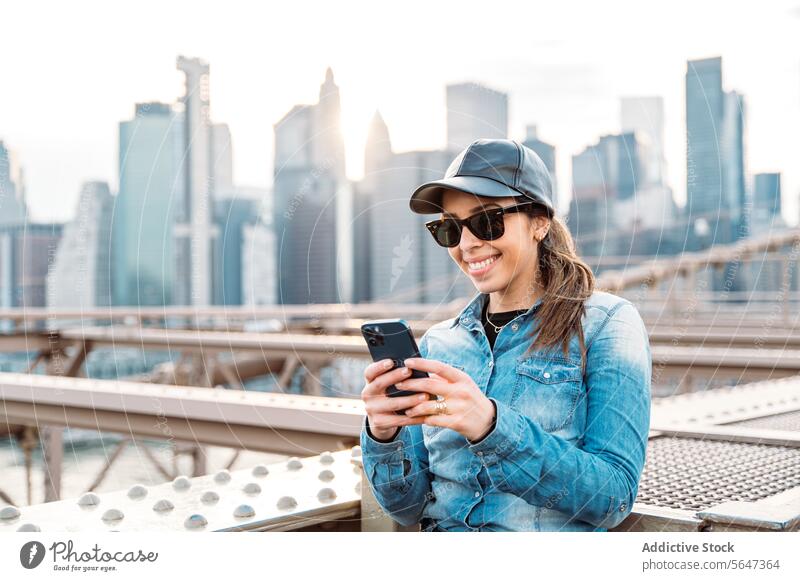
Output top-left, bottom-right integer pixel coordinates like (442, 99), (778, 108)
(485, 314), (507, 334)
(484, 308), (526, 334)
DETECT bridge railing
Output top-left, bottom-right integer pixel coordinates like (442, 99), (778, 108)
(3, 373), (800, 532)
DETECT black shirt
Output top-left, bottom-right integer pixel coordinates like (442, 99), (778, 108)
(481, 299), (528, 350)
(467, 300), (530, 445)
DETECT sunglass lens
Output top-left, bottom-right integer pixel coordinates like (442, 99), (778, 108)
(435, 219), (461, 247)
(469, 211), (504, 240)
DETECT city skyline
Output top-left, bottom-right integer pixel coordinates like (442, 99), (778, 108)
(1, 1), (799, 225)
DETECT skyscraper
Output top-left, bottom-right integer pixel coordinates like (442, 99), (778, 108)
(242, 211), (277, 307)
(174, 55), (215, 306)
(272, 68), (346, 304)
(446, 82), (508, 151)
(48, 181), (113, 307)
(752, 172), (784, 235)
(356, 113), (471, 303)
(0, 140), (27, 227)
(212, 123), (234, 197)
(619, 96), (678, 231)
(213, 196), (259, 305)
(722, 90), (747, 239)
(114, 102), (183, 306)
(569, 132), (646, 255)
(620, 96), (667, 186)
(522, 125), (557, 213)
(685, 57), (746, 247)
(0, 223), (62, 308)
(352, 110), (392, 303)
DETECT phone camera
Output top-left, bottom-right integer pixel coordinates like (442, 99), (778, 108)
(363, 326), (385, 347)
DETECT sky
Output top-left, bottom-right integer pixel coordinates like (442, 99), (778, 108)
(1, 0), (799, 225)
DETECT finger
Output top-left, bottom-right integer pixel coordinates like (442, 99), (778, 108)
(394, 376), (453, 396)
(421, 411), (451, 428)
(364, 358), (396, 382)
(369, 392), (431, 415)
(369, 413), (427, 431)
(363, 366), (413, 396)
(403, 399), (448, 418)
(404, 358), (467, 383)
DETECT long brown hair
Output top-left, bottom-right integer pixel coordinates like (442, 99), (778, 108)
(521, 205), (595, 374)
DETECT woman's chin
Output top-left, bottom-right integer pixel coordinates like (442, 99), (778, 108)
(471, 277), (507, 294)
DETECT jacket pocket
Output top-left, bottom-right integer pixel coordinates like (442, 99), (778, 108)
(511, 359), (582, 432)
(372, 458), (411, 495)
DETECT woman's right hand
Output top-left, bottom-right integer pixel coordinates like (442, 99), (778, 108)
(362, 358), (430, 440)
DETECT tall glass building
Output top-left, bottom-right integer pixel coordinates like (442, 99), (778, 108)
(272, 68), (345, 305)
(685, 57), (746, 247)
(446, 82), (508, 151)
(48, 181), (113, 307)
(113, 102), (184, 306)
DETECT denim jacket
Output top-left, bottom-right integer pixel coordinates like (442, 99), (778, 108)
(360, 289), (652, 532)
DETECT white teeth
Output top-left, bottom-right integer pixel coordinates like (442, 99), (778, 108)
(468, 254), (500, 270)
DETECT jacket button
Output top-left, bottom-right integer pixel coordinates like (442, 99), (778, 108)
(511, 323), (519, 331)
(543, 371), (551, 379)
(619, 502), (627, 512)
(488, 361), (494, 367)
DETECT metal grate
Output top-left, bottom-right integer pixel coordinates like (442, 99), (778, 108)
(728, 409), (800, 432)
(637, 436), (800, 511)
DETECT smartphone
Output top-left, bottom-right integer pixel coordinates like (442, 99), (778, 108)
(361, 319), (436, 415)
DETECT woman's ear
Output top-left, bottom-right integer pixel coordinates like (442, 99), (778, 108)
(531, 216), (549, 242)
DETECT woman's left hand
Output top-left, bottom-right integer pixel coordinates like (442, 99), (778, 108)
(395, 357), (496, 442)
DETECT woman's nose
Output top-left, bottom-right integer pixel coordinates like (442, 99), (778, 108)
(459, 225), (482, 252)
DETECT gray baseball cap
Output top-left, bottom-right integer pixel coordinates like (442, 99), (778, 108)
(409, 138), (555, 216)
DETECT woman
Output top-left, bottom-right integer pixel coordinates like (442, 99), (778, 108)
(359, 138), (652, 532)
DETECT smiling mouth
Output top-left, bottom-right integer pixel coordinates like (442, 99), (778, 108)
(466, 253), (502, 275)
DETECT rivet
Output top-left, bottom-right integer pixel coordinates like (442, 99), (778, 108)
(76, 492), (102, 509)
(16, 523), (40, 532)
(287, 458), (303, 470)
(320, 451), (335, 464)
(214, 470), (232, 484)
(351, 446), (362, 458)
(101, 508), (124, 523)
(318, 469), (335, 482)
(0, 506), (21, 521)
(243, 482), (262, 495)
(233, 504), (255, 518)
(184, 514), (207, 529)
(543, 372), (551, 379)
(317, 487), (337, 503)
(277, 496), (297, 510)
(251, 465), (269, 477)
(172, 476), (191, 491)
(127, 485), (148, 500)
(201, 491), (220, 505)
(153, 499), (175, 513)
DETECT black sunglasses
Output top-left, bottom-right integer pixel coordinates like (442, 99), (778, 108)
(425, 201), (545, 248)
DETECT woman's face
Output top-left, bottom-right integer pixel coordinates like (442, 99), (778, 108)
(440, 189), (550, 296)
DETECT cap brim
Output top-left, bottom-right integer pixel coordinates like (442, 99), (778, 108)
(409, 175), (523, 214)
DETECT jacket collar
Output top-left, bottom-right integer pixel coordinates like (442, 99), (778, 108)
(448, 291), (544, 330)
